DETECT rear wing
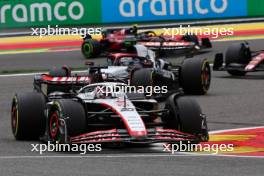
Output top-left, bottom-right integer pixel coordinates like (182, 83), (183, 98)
(34, 74), (92, 85)
(138, 41), (194, 50)
(33, 74), (93, 95)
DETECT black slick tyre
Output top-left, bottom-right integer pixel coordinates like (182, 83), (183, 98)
(48, 100), (86, 142)
(163, 95), (208, 141)
(81, 39), (101, 59)
(181, 58), (211, 95)
(11, 92), (46, 140)
(225, 43), (251, 76)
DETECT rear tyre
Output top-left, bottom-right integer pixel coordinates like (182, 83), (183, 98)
(181, 58), (211, 95)
(225, 42), (251, 76)
(48, 100), (86, 142)
(130, 68), (177, 98)
(11, 92), (46, 140)
(82, 39), (101, 59)
(130, 69), (153, 87)
(49, 67), (70, 77)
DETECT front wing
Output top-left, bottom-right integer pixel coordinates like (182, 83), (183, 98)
(70, 128), (200, 144)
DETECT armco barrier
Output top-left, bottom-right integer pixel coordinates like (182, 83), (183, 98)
(101, 0), (248, 23)
(0, 0), (263, 29)
(0, 0), (101, 28)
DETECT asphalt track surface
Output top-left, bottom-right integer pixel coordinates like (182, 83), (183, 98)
(0, 39), (263, 71)
(0, 39), (264, 175)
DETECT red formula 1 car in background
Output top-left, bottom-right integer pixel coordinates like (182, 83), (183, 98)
(81, 27), (138, 58)
(213, 42), (264, 76)
(135, 30), (212, 55)
(81, 26), (212, 59)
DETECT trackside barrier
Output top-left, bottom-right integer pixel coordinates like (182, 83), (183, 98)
(0, 0), (101, 28)
(0, 0), (263, 29)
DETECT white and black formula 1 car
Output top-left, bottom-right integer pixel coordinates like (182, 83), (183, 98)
(11, 82), (209, 144)
(213, 41), (264, 76)
(88, 44), (211, 95)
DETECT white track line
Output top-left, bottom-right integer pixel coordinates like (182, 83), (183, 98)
(0, 153), (263, 159)
(0, 70), (87, 77)
(0, 72), (46, 77)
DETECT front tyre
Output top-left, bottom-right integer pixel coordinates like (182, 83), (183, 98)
(225, 42), (251, 76)
(163, 95), (209, 142)
(48, 100), (87, 143)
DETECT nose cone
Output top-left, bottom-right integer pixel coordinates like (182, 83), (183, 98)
(132, 131), (147, 138)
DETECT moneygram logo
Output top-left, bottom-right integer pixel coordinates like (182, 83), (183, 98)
(119, 0), (228, 17)
(0, 1), (84, 24)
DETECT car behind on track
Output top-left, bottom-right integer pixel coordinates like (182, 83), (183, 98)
(91, 44), (211, 96)
(81, 26), (212, 59)
(213, 41), (264, 76)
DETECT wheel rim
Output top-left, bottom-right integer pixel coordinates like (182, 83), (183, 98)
(11, 105), (18, 136)
(201, 63), (211, 92)
(49, 112), (60, 140)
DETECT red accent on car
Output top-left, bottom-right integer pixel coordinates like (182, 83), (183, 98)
(155, 128), (196, 137)
(41, 74), (92, 84)
(245, 52), (264, 71)
(70, 129), (122, 143)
